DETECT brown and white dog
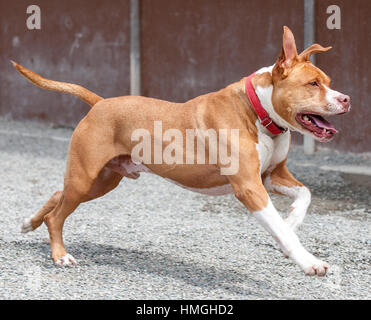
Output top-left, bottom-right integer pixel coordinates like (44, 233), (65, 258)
(13, 26), (350, 276)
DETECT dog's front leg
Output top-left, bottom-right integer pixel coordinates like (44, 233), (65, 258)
(263, 162), (311, 231)
(227, 146), (328, 276)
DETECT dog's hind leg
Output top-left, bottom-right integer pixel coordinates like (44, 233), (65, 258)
(43, 190), (82, 266)
(41, 117), (126, 266)
(39, 169), (123, 266)
(21, 167), (124, 234)
(85, 167), (124, 201)
(21, 191), (63, 233)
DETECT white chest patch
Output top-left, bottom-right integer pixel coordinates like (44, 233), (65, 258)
(255, 120), (291, 174)
(254, 65), (291, 173)
(255, 123), (274, 173)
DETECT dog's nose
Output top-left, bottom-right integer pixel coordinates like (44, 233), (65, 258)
(337, 94), (350, 109)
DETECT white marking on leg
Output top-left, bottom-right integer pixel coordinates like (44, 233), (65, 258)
(264, 176), (311, 230)
(285, 187), (311, 230)
(253, 198), (329, 276)
(21, 215), (34, 233)
(55, 254), (78, 267)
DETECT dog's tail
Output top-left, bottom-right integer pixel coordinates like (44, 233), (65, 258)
(11, 61), (103, 107)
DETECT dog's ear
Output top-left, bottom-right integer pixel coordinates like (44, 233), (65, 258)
(275, 26), (299, 77)
(298, 44), (332, 62)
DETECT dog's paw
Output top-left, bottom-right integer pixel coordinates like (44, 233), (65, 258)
(21, 216), (33, 233)
(291, 248), (329, 276)
(299, 256), (329, 276)
(54, 254), (78, 267)
(302, 259), (329, 276)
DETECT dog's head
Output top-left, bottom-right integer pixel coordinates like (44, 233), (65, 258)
(270, 26), (350, 142)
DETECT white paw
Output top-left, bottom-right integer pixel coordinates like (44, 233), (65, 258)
(292, 248), (329, 276)
(302, 259), (329, 276)
(54, 254), (78, 267)
(21, 216), (33, 233)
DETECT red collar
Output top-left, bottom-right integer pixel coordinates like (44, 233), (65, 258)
(245, 72), (285, 135)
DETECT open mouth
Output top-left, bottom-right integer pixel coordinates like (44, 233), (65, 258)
(296, 113), (338, 141)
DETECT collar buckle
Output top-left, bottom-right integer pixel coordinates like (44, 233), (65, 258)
(260, 117), (273, 128)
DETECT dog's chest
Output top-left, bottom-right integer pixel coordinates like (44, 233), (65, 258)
(255, 125), (291, 174)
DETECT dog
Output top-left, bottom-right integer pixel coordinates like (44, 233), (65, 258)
(13, 26), (350, 276)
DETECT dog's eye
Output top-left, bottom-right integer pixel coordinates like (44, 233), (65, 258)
(309, 81), (319, 87)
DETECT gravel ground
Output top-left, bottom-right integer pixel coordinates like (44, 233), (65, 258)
(0, 117), (370, 300)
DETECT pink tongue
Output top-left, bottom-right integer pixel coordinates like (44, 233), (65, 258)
(309, 115), (336, 131)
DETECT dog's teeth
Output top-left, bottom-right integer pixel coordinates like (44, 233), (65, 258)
(303, 115), (310, 121)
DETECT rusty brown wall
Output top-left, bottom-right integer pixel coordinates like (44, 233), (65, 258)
(1, 0), (370, 152)
(0, 0), (130, 126)
(141, 0), (304, 102)
(315, 0), (371, 153)
(140, 0), (305, 146)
